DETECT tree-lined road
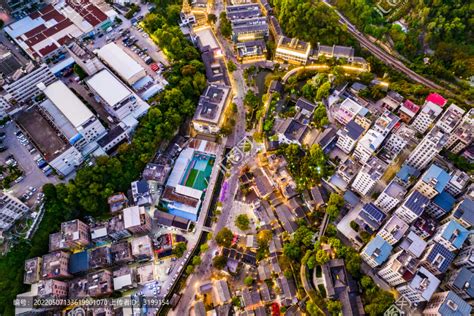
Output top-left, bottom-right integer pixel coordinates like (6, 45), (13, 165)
(321, 0), (446, 93)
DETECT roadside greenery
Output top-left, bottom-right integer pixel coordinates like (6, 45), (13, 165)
(235, 214), (250, 231)
(219, 12), (232, 38)
(0, 1), (206, 313)
(215, 227), (234, 247)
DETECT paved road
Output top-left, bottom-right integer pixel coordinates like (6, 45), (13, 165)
(321, 0), (446, 93)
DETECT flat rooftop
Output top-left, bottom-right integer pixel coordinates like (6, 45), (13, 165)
(136, 263), (154, 284)
(42, 80), (94, 128)
(15, 107), (70, 161)
(195, 27), (219, 51)
(194, 85), (230, 124)
(86, 69), (132, 107)
(97, 43), (145, 83)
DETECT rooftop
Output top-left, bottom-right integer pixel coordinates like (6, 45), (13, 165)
(41, 80), (94, 128)
(423, 243), (455, 273)
(421, 164), (451, 194)
(97, 43), (145, 83)
(194, 84), (230, 124)
(436, 291), (472, 316)
(86, 69), (132, 107)
(344, 120), (365, 140)
(89, 246), (112, 269)
(295, 97), (316, 114)
(432, 191), (455, 213)
(361, 156), (387, 180)
(399, 231), (427, 258)
(401, 190), (429, 216)
(425, 93), (447, 107)
(136, 263), (154, 284)
(439, 220), (469, 250)
(276, 36), (310, 58)
(24, 257), (41, 284)
(396, 164), (420, 182)
(107, 193), (128, 214)
(110, 241), (133, 264)
(453, 198), (474, 227)
(130, 235), (154, 260)
(362, 235), (393, 266)
(68, 277), (88, 298)
(378, 215), (409, 242)
(87, 270), (113, 297)
(225, 3), (261, 20)
(399, 100), (420, 117)
(406, 267), (440, 301)
(452, 268), (474, 299)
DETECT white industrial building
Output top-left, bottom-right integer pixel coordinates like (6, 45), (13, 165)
(0, 192), (30, 231)
(97, 43), (147, 85)
(39, 80), (106, 150)
(86, 69), (149, 124)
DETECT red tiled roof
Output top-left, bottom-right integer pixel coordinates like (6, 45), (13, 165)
(38, 43), (58, 57)
(402, 100), (420, 113)
(66, 0), (108, 27)
(426, 93), (447, 107)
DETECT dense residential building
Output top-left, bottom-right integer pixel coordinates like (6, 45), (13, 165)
(41, 251), (71, 280)
(87, 270), (113, 297)
(443, 198), (474, 229)
(24, 257), (42, 285)
(412, 215), (438, 240)
(394, 190), (430, 224)
(414, 164), (451, 199)
(351, 157), (387, 196)
(398, 100), (420, 123)
(383, 124), (417, 159)
(275, 36), (311, 65)
(422, 291), (471, 316)
(0, 192), (30, 231)
(361, 235), (393, 268)
(399, 231), (428, 258)
(411, 93), (446, 134)
(426, 191), (456, 219)
(130, 180), (153, 207)
(1, 63), (55, 105)
(445, 109), (473, 154)
(453, 245), (474, 269)
(374, 181), (406, 213)
(432, 220), (469, 252)
(60, 219), (90, 250)
(336, 158), (360, 184)
(192, 85), (231, 134)
(435, 103), (465, 134)
(397, 266), (441, 305)
(38, 279), (68, 298)
(377, 215), (409, 245)
(378, 250), (419, 287)
(394, 164), (421, 189)
(334, 98), (368, 126)
(445, 169), (469, 197)
(420, 242), (455, 275)
(335, 119), (365, 154)
(442, 267), (474, 302)
(66, 40), (105, 76)
(122, 206), (152, 235)
(108, 214), (132, 241)
(406, 126), (449, 170)
(355, 203), (386, 234)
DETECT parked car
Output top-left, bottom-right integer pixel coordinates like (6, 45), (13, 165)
(14, 176), (24, 183)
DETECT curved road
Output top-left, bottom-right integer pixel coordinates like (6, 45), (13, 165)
(322, 0), (446, 93)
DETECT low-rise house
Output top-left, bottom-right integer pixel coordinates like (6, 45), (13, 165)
(420, 243), (455, 276)
(107, 193), (128, 214)
(351, 157), (387, 197)
(277, 276), (297, 307)
(442, 267), (474, 302)
(394, 190), (430, 224)
(398, 100), (420, 123)
(394, 164), (420, 189)
(123, 206), (152, 234)
(87, 270), (113, 297)
(108, 214), (132, 240)
(110, 241), (133, 264)
(377, 214), (408, 245)
(41, 251), (71, 280)
(304, 185), (326, 210)
(432, 220), (468, 252)
(113, 266), (136, 292)
(88, 246), (112, 270)
(445, 169), (470, 197)
(130, 180), (153, 207)
(412, 215), (438, 240)
(399, 231), (427, 258)
(397, 266), (440, 305)
(378, 250), (419, 287)
(231, 17), (269, 42)
(414, 164), (451, 199)
(422, 291), (471, 316)
(236, 40), (267, 62)
(38, 279), (68, 298)
(143, 162), (172, 186)
(317, 43), (354, 61)
(213, 279), (231, 305)
(155, 210), (192, 231)
(68, 251), (89, 275)
(130, 235), (154, 261)
(275, 36), (311, 65)
(274, 204), (298, 233)
(295, 97), (317, 117)
(322, 259), (364, 316)
(374, 181), (406, 213)
(252, 167), (275, 199)
(442, 197), (474, 229)
(355, 203), (386, 234)
(361, 235), (393, 268)
(426, 191), (456, 219)
(336, 119), (365, 154)
(24, 257), (42, 284)
(379, 91), (404, 111)
(68, 277), (88, 298)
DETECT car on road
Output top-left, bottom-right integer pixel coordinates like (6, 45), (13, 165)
(14, 176), (24, 184)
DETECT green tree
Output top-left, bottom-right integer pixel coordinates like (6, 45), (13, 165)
(244, 276), (254, 286)
(192, 256), (202, 266)
(186, 265), (195, 274)
(172, 242), (187, 258)
(200, 243), (209, 253)
(316, 81), (331, 101)
(213, 255), (228, 269)
(327, 300), (342, 315)
(219, 12), (232, 37)
(315, 249), (330, 265)
(306, 301), (322, 316)
(227, 60), (237, 72)
(207, 13), (217, 24)
(215, 227), (234, 247)
(235, 214), (250, 231)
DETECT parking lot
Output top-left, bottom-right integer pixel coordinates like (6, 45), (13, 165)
(0, 122), (60, 207)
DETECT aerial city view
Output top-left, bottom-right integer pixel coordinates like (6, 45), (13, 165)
(0, 0), (472, 315)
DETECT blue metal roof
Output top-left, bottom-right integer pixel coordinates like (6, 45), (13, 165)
(69, 251), (89, 274)
(397, 164), (420, 182)
(453, 198), (474, 227)
(404, 190), (430, 215)
(363, 235), (392, 266)
(433, 191), (456, 213)
(426, 243), (455, 273)
(453, 267), (474, 299)
(422, 164), (451, 194)
(438, 291), (472, 316)
(441, 220), (469, 250)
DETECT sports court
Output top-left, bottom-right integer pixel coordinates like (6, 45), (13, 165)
(180, 152), (215, 191)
